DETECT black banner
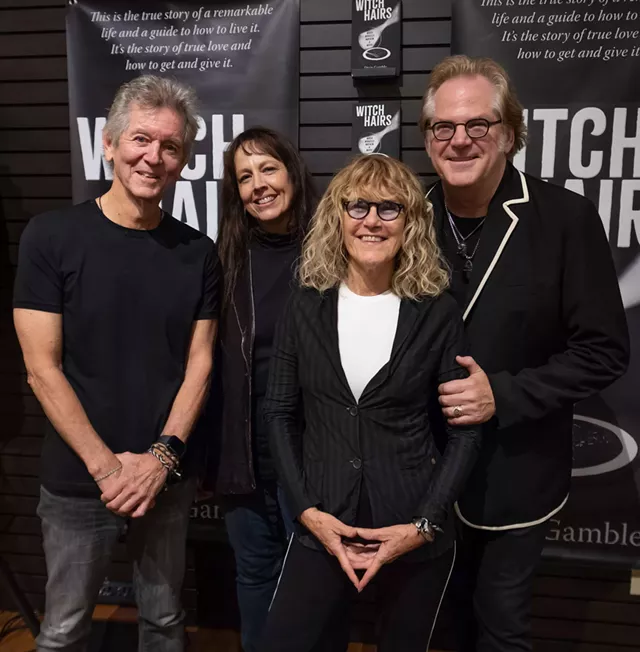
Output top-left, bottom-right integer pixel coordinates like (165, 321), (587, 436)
(352, 100), (401, 157)
(452, 0), (640, 563)
(66, 0), (299, 242)
(351, 0), (402, 78)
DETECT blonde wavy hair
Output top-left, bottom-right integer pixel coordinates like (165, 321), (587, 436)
(299, 155), (449, 300)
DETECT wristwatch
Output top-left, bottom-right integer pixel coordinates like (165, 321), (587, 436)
(412, 517), (443, 541)
(158, 434), (186, 460)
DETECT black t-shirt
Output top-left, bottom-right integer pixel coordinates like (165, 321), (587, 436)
(13, 200), (221, 497)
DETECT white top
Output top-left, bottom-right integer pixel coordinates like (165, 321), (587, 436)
(337, 282), (401, 402)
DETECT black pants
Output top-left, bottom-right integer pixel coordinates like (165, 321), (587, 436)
(259, 537), (456, 652)
(452, 519), (550, 652)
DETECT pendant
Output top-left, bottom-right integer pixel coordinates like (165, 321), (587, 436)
(457, 242), (468, 257)
(463, 259), (473, 273)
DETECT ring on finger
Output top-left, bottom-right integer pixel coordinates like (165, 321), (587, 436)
(453, 405), (463, 418)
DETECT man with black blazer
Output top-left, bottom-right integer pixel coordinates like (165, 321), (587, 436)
(421, 56), (629, 652)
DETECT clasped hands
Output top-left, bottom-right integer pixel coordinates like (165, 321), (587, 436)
(300, 508), (428, 592)
(96, 452), (168, 518)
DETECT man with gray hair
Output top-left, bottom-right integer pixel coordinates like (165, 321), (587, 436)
(421, 56), (629, 651)
(13, 75), (220, 651)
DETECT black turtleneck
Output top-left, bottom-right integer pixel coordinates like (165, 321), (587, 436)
(250, 227), (300, 482)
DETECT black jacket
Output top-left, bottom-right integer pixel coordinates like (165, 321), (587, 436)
(205, 236), (300, 495)
(263, 286), (482, 559)
(205, 257), (256, 495)
(428, 162), (630, 529)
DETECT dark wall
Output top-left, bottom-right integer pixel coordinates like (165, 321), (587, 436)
(298, 0), (449, 193)
(1, 0), (640, 648)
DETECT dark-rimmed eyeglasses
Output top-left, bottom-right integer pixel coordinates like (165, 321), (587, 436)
(427, 118), (502, 141)
(342, 199), (404, 221)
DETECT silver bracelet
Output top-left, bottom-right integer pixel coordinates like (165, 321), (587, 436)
(94, 464), (122, 483)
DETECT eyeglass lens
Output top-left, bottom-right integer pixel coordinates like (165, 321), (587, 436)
(346, 200), (401, 220)
(433, 118), (492, 140)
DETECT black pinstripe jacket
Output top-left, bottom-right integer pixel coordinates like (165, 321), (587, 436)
(263, 285), (482, 559)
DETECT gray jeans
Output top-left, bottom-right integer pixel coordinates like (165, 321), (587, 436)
(36, 479), (196, 652)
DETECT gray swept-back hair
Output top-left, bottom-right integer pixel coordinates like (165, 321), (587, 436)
(103, 75), (199, 160)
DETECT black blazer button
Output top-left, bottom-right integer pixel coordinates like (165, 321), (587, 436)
(351, 458), (362, 470)
(348, 406), (358, 416)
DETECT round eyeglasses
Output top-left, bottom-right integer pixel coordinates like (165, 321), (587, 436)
(428, 118), (502, 141)
(342, 199), (404, 221)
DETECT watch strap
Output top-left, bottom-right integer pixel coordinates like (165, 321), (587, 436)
(158, 434), (186, 459)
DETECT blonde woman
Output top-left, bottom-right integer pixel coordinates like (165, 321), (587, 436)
(260, 155), (482, 652)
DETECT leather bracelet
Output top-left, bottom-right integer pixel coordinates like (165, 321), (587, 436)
(94, 464), (122, 483)
(153, 442), (179, 468)
(149, 446), (176, 473)
(149, 445), (183, 481)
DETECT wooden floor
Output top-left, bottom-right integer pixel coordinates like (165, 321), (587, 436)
(1, 609), (441, 652)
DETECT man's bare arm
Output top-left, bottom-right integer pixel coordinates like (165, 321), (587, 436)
(162, 318), (218, 443)
(13, 308), (119, 479)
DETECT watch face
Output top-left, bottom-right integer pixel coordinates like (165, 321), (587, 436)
(413, 518), (432, 534)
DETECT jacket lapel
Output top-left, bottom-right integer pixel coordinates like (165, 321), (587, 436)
(314, 288), (353, 398)
(428, 162), (529, 322)
(464, 164), (529, 321)
(389, 299), (421, 369)
(360, 299), (420, 399)
(311, 288), (421, 402)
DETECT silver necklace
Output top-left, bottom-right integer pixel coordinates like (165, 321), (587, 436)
(97, 195), (163, 226)
(445, 207), (485, 275)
